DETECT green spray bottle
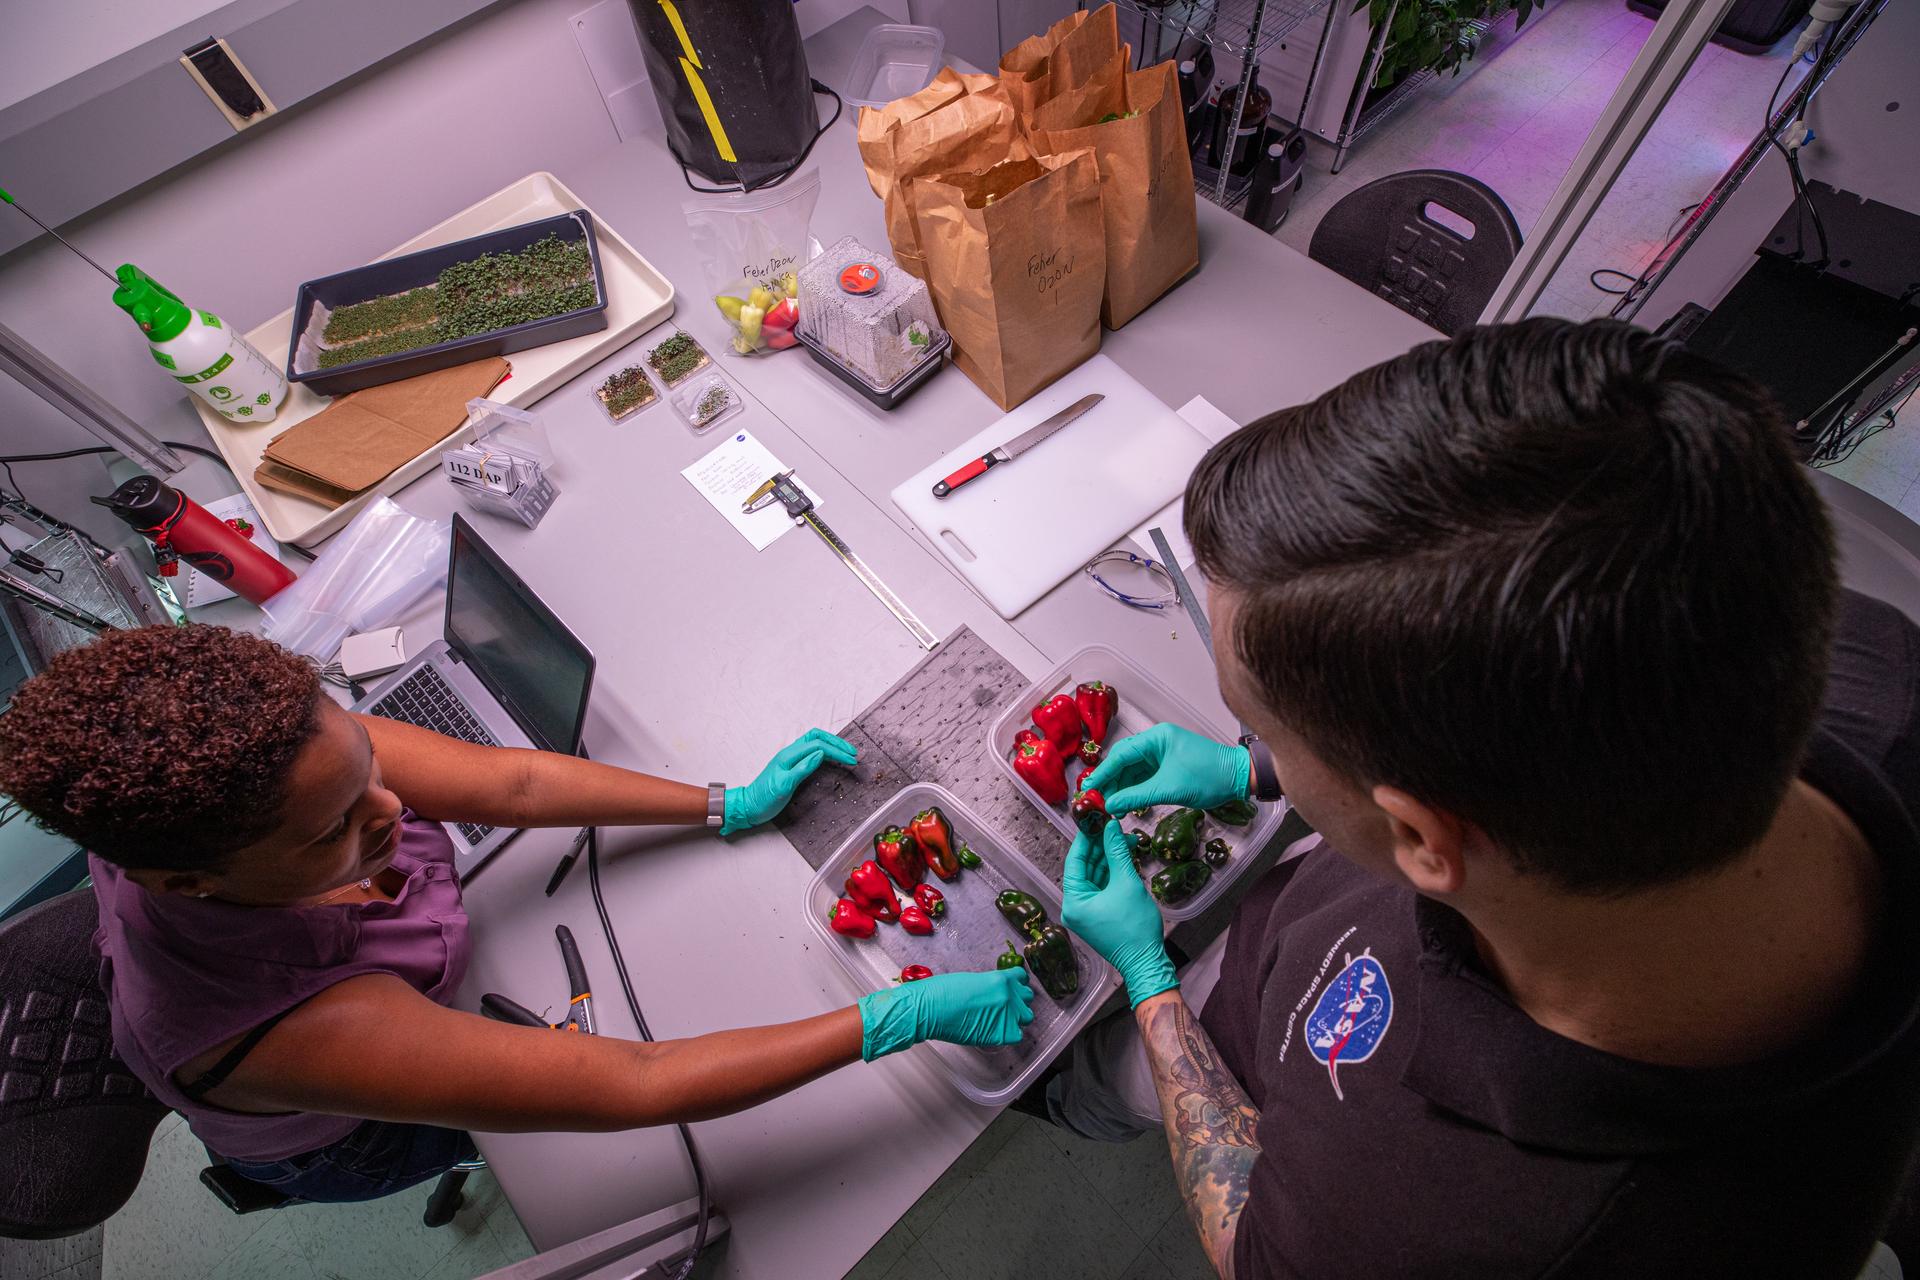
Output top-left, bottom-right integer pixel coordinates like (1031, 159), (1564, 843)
(1, 186), (287, 424)
(112, 266), (288, 424)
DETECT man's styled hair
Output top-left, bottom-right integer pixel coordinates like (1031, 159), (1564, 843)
(1186, 318), (1838, 894)
(0, 625), (324, 872)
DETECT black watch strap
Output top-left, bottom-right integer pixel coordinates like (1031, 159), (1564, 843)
(1239, 734), (1283, 802)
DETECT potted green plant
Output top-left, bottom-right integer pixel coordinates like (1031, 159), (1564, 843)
(1356, 0), (1545, 96)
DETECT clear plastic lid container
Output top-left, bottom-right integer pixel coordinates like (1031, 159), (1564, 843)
(803, 783), (1117, 1107)
(987, 644), (1290, 922)
(843, 24), (945, 108)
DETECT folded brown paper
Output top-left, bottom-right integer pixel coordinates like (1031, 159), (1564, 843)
(857, 68), (1030, 278)
(999, 4), (1122, 125)
(909, 150), (1106, 410)
(1031, 58), (1199, 329)
(256, 357), (509, 506)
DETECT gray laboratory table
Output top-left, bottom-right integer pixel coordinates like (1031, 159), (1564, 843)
(298, 11), (1440, 1275)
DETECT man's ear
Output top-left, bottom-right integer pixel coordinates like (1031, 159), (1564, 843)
(124, 867), (219, 899)
(1373, 785), (1469, 895)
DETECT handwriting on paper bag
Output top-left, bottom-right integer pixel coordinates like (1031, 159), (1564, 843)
(1029, 249), (1075, 296)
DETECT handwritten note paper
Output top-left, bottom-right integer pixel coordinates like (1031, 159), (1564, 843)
(681, 430), (823, 552)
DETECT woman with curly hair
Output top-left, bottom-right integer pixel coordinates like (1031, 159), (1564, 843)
(0, 625), (1032, 1204)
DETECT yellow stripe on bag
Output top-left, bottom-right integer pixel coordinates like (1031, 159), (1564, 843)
(658, 1), (736, 163)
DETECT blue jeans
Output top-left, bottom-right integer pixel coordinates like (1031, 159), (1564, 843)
(226, 1120), (475, 1204)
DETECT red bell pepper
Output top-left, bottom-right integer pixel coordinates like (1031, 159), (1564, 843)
(1012, 737), (1069, 805)
(846, 859), (901, 923)
(898, 964), (933, 982)
(1030, 693), (1084, 751)
(1074, 680), (1117, 744)
(898, 905), (935, 935)
(913, 883), (946, 918)
(1077, 739), (1104, 768)
(874, 825), (925, 889)
(908, 807), (961, 881)
(1013, 726), (1044, 749)
(827, 897), (876, 938)
(1071, 788), (1110, 838)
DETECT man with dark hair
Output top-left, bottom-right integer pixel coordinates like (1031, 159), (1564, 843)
(1052, 318), (1920, 1277)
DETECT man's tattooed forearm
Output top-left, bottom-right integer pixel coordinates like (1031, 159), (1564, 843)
(1140, 994), (1260, 1278)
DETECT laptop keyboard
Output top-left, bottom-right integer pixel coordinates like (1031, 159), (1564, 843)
(370, 664), (499, 846)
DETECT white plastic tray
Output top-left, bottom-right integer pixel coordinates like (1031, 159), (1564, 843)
(803, 783), (1117, 1108)
(988, 643), (1287, 922)
(193, 172), (676, 548)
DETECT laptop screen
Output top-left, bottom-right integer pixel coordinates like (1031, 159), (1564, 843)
(444, 515), (594, 754)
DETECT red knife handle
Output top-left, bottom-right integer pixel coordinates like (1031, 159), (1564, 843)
(933, 455), (995, 498)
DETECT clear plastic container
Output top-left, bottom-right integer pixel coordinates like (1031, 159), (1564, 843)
(987, 644), (1289, 922)
(803, 783), (1118, 1107)
(670, 371), (743, 435)
(592, 363), (662, 424)
(843, 24), (945, 108)
(794, 235), (945, 394)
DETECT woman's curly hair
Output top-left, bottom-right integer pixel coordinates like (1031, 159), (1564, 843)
(0, 625), (323, 872)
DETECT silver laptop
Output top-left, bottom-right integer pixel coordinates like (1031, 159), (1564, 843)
(353, 513), (595, 878)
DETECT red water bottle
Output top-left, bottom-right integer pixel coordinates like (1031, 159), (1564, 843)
(93, 476), (296, 606)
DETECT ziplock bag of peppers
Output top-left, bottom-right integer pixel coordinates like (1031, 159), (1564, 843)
(684, 169), (820, 357)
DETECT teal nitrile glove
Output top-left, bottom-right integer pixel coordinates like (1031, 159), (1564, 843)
(1081, 722), (1251, 817)
(857, 968), (1035, 1062)
(1062, 822), (1178, 1007)
(720, 729), (857, 835)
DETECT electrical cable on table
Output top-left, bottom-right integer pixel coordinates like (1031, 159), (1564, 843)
(578, 747), (712, 1279)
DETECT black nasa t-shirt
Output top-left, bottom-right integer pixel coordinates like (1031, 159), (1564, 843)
(1201, 590), (1920, 1279)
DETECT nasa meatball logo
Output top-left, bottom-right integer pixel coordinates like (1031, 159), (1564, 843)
(1280, 936), (1393, 1102)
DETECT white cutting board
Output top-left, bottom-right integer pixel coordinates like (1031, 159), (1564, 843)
(892, 356), (1209, 618)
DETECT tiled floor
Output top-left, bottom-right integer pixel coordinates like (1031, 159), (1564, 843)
(1274, 0), (1807, 322)
(845, 1109), (1213, 1280)
(1, 1095), (1202, 1280)
(0, 1112), (538, 1280)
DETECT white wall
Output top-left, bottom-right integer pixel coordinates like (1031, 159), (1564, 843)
(0, 0), (623, 542)
(1636, 0), (1919, 329)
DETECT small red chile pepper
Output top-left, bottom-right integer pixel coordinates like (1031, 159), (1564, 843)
(1012, 737), (1070, 805)
(1077, 739), (1104, 768)
(828, 897), (876, 938)
(874, 825), (925, 889)
(846, 859), (901, 923)
(899, 905), (935, 935)
(1071, 788), (1110, 838)
(898, 964), (933, 982)
(913, 883), (947, 918)
(1074, 680), (1117, 744)
(907, 807), (962, 881)
(1030, 693), (1084, 751)
(1013, 726), (1044, 750)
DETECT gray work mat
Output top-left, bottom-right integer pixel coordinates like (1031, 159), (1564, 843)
(776, 627), (1072, 881)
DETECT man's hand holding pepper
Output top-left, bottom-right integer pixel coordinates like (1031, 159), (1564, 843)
(857, 969), (1035, 1060)
(720, 729), (858, 835)
(1080, 722), (1250, 817)
(1062, 823), (1178, 1008)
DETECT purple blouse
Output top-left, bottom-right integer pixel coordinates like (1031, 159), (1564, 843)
(89, 813), (470, 1163)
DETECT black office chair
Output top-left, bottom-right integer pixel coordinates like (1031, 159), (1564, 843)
(0, 890), (168, 1238)
(1308, 169), (1523, 336)
(0, 888), (478, 1235)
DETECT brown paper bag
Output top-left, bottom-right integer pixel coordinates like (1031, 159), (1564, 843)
(857, 69), (1029, 278)
(1031, 58), (1199, 329)
(998, 4), (1122, 125)
(908, 151), (1106, 410)
(257, 357), (508, 504)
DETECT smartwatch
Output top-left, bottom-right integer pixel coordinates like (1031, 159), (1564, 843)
(1238, 734), (1283, 802)
(706, 783), (727, 828)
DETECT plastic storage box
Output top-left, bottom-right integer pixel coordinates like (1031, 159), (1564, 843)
(843, 24), (945, 108)
(286, 211), (608, 398)
(988, 644), (1288, 922)
(804, 784), (1117, 1106)
(795, 235), (947, 408)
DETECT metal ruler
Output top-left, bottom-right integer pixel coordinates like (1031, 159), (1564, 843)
(746, 471), (937, 650)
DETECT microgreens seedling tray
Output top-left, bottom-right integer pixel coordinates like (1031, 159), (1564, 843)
(988, 643), (1288, 923)
(803, 783), (1117, 1107)
(286, 210), (609, 397)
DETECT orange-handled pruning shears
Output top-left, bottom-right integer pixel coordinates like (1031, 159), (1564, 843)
(478, 925), (596, 1034)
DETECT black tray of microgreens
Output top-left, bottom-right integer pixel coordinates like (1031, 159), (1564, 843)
(286, 211), (609, 397)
